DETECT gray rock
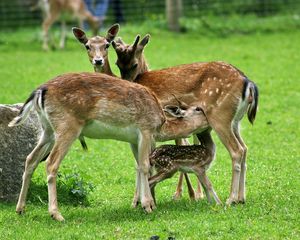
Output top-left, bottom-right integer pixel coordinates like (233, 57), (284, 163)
(0, 104), (41, 202)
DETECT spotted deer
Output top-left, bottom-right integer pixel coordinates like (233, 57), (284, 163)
(112, 35), (259, 205)
(72, 24), (120, 74)
(38, 0), (100, 50)
(149, 129), (221, 205)
(8, 72), (209, 221)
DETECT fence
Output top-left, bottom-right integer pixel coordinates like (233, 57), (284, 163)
(1, 0), (300, 29)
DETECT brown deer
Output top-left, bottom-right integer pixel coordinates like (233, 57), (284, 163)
(112, 35), (259, 206)
(8, 72), (209, 221)
(72, 24), (120, 74)
(149, 130), (221, 205)
(37, 0), (100, 50)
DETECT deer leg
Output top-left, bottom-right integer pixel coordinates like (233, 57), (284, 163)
(16, 130), (54, 214)
(173, 138), (195, 200)
(197, 172), (222, 205)
(173, 172), (184, 200)
(213, 124), (244, 205)
(59, 20), (66, 49)
(129, 143), (140, 208)
(42, 11), (59, 51)
(46, 125), (81, 221)
(149, 169), (177, 204)
(233, 123), (248, 203)
(137, 130), (155, 213)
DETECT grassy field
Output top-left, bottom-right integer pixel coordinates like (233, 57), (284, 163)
(0, 22), (299, 239)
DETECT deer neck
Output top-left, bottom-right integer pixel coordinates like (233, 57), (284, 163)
(94, 57), (115, 77)
(136, 53), (149, 78)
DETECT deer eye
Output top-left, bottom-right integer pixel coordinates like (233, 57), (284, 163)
(195, 107), (202, 112)
(131, 63), (138, 69)
(85, 45), (90, 50)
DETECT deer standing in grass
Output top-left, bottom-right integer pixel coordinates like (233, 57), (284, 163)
(149, 129), (221, 205)
(9, 72), (209, 221)
(38, 0), (100, 50)
(112, 35), (259, 206)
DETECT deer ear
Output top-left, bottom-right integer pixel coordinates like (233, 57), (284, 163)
(72, 27), (88, 44)
(106, 23), (120, 42)
(164, 105), (185, 118)
(139, 34), (150, 48)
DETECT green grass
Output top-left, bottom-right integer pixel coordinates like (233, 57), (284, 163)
(0, 22), (299, 239)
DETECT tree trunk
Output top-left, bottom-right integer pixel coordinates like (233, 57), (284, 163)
(166, 0), (182, 32)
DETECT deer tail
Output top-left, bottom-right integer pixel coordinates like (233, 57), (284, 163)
(246, 80), (259, 124)
(8, 88), (46, 127)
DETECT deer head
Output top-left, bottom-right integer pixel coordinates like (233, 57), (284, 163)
(73, 24), (120, 73)
(112, 34), (150, 80)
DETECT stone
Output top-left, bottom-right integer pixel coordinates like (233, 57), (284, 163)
(0, 104), (41, 202)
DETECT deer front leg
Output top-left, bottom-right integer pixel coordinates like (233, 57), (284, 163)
(130, 143), (140, 208)
(197, 172), (222, 205)
(137, 131), (155, 213)
(173, 138), (191, 200)
(59, 20), (66, 49)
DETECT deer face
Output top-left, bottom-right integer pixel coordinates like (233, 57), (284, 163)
(112, 34), (150, 81)
(84, 37), (110, 67)
(73, 24), (119, 71)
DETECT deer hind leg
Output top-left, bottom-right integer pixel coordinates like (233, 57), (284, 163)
(232, 122), (248, 203)
(16, 129), (54, 214)
(212, 123), (244, 205)
(46, 125), (81, 221)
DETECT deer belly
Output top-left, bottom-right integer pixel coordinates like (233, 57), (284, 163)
(81, 120), (139, 143)
(179, 166), (195, 173)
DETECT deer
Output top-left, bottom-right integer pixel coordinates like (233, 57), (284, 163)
(36, 0), (101, 50)
(111, 35), (259, 206)
(8, 72), (210, 221)
(149, 129), (222, 205)
(72, 24), (120, 74)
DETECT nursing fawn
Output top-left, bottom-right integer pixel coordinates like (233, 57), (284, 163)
(149, 130), (221, 205)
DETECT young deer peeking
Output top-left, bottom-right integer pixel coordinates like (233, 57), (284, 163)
(149, 130), (222, 205)
(9, 72), (209, 221)
(112, 35), (259, 206)
(73, 24), (120, 74)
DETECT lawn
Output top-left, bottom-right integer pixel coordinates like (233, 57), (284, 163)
(0, 22), (299, 239)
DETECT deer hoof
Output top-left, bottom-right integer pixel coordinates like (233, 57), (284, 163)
(16, 207), (25, 215)
(173, 191), (183, 201)
(142, 199), (156, 213)
(51, 212), (65, 222)
(226, 197), (239, 206)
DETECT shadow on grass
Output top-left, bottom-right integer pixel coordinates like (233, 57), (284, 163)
(86, 198), (226, 223)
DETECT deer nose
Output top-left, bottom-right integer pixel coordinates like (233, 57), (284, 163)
(94, 58), (103, 66)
